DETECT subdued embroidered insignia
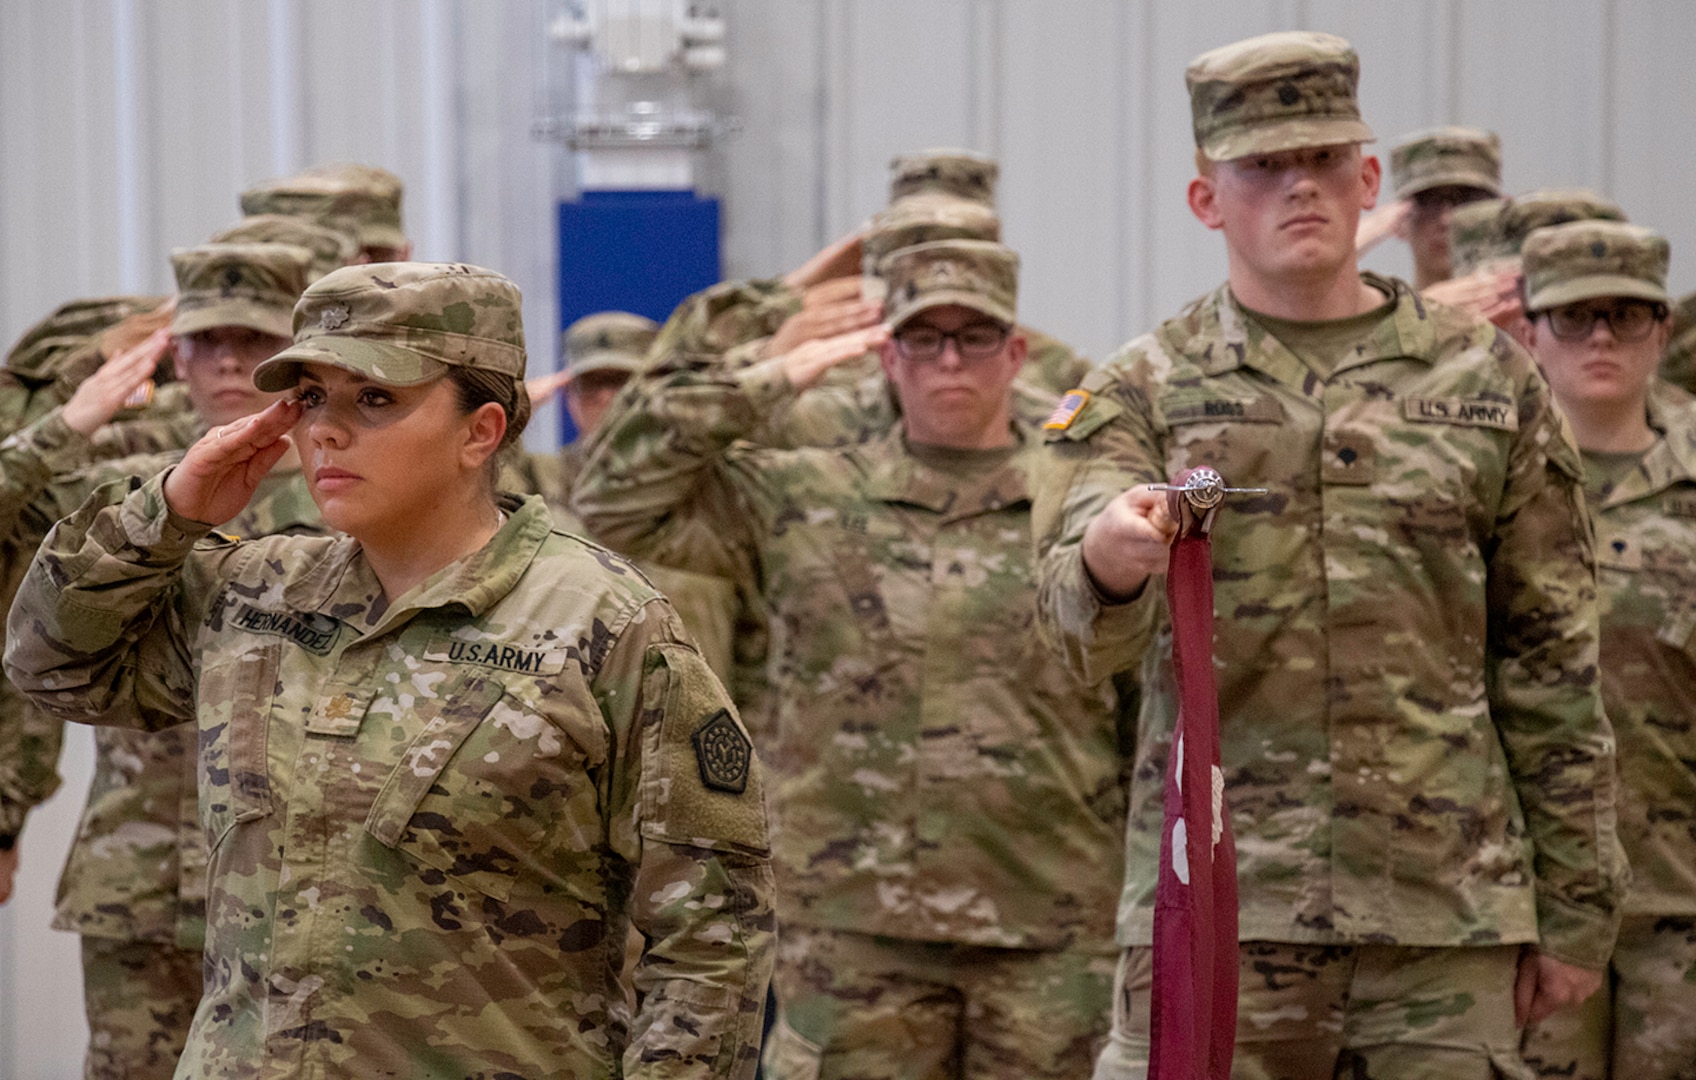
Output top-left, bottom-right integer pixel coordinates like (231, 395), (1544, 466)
(1402, 396), (1518, 431)
(1044, 388), (1091, 430)
(231, 603), (339, 656)
(692, 709), (751, 794)
(319, 304), (351, 331)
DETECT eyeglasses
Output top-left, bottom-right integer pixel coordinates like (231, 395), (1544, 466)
(893, 322), (1010, 363)
(1542, 300), (1667, 343)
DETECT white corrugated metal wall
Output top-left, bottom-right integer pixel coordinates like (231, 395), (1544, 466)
(2, 1), (1692, 1073)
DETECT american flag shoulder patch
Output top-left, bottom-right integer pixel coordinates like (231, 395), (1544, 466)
(1044, 388), (1090, 431)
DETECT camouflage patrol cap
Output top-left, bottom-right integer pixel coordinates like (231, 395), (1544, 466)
(1660, 291), (1696, 391)
(1521, 220), (1669, 312)
(879, 239), (1018, 329)
(298, 162), (404, 202)
(4, 294), (168, 376)
(862, 193), (1003, 272)
(210, 215), (359, 282)
(240, 168), (407, 252)
(1390, 126), (1502, 200)
(254, 262), (525, 392)
(1186, 31), (1375, 162)
(887, 149), (999, 208)
(564, 311), (658, 377)
(1499, 188), (1626, 253)
(1448, 197), (1513, 276)
(170, 242), (313, 340)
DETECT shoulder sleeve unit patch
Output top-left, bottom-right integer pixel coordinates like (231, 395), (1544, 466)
(691, 708), (751, 794)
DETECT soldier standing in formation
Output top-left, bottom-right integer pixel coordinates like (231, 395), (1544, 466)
(1514, 220), (1696, 1080)
(0, 241), (316, 1079)
(574, 239), (1128, 1078)
(5, 262), (774, 1078)
(1033, 30), (1624, 1077)
(1358, 125), (1502, 290)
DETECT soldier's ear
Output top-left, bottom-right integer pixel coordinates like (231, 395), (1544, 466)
(878, 337), (899, 379)
(1359, 153), (1382, 210)
(1007, 332), (1027, 369)
(460, 400), (507, 470)
(1188, 174), (1224, 231)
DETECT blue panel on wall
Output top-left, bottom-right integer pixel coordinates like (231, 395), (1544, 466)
(556, 189), (721, 444)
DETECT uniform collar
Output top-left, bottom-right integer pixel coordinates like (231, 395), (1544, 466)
(862, 422), (1033, 520)
(1604, 381), (1696, 507)
(283, 493), (553, 634)
(1164, 273), (1437, 390)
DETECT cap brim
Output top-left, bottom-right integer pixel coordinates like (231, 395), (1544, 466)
(253, 335), (448, 392)
(1203, 118), (1376, 162)
(889, 290), (1016, 329)
(174, 301), (294, 341)
(356, 224), (408, 251)
(1528, 275), (1670, 312)
(1395, 172), (1503, 201)
(568, 351), (644, 378)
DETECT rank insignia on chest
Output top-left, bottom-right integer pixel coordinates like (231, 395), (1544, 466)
(1044, 389), (1091, 431)
(691, 709), (751, 795)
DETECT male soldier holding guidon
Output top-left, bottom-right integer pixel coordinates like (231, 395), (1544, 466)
(1033, 31), (1625, 1077)
(575, 239), (1128, 1078)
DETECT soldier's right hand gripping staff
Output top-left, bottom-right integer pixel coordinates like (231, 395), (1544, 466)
(5, 262), (775, 1080)
(1032, 31), (1626, 1080)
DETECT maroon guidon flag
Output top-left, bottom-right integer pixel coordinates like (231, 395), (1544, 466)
(1148, 467), (1243, 1080)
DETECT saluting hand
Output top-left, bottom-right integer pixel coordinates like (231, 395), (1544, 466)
(96, 297), (176, 364)
(764, 276), (885, 360)
(525, 368), (575, 407)
(163, 398), (302, 526)
(1355, 199), (1412, 256)
(777, 323), (893, 391)
(61, 328), (170, 436)
(1080, 484), (1180, 602)
(1423, 268), (1524, 330)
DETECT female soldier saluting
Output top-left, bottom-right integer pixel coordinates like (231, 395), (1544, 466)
(5, 261), (774, 1079)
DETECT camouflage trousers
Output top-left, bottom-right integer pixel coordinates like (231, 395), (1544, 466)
(764, 924), (1114, 1080)
(1093, 941), (1531, 1080)
(80, 935), (201, 1080)
(1522, 914), (1696, 1080)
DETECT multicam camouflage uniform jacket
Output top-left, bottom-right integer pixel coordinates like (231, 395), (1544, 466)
(0, 386), (199, 840)
(5, 480), (774, 1078)
(502, 445), (739, 682)
(574, 361), (1128, 952)
(1588, 381), (1696, 917)
(1033, 275), (1626, 969)
(37, 458), (323, 951)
